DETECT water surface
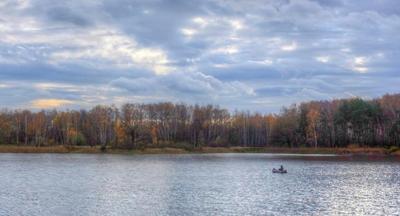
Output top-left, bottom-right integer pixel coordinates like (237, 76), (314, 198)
(0, 153), (399, 215)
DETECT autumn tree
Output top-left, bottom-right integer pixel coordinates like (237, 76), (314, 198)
(0, 93), (399, 149)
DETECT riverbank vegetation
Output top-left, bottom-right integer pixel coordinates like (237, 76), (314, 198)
(0, 145), (398, 155)
(0, 94), (399, 152)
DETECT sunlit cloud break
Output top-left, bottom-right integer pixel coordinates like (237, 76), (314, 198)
(31, 99), (74, 108)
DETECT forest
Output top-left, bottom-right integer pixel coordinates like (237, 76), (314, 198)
(0, 93), (399, 149)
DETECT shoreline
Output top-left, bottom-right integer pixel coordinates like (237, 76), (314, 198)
(0, 145), (399, 156)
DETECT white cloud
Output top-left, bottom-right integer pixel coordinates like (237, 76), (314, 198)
(213, 63), (230, 68)
(249, 59), (273, 65)
(316, 56), (330, 63)
(351, 56), (368, 73)
(230, 20), (243, 30)
(211, 45), (239, 55)
(192, 17), (208, 27)
(280, 42), (297, 51)
(354, 57), (366, 65)
(353, 67), (368, 73)
(0, 84), (10, 88)
(181, 28), (197, 37)
(341, 48), (351, 53)
(33, 82), (84, 92)
(49, 28), (172, 75)
(0, 11), (172, 75)
(111, 72), (255, 101)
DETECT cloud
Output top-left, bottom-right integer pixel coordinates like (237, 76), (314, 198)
(316, 56), (330, 63)
(31, 99), (74, 108)
(110, 71), (255, 103)
(230, 20), (244, 30)
(48, 27), (173, 75)
(0, 0), (400, 112)
(181, 28), (197, 37)
(211, 46), (239, 55)
(351, 56), (368, 73)
(0, 83), (10, 88)
(46, 6), (92, 26)
(280, 42), (298, 51)
(192, 17), (208, 27)
(0, 6), (173, 75)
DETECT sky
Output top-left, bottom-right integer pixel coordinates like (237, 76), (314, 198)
(0, 0), (399, 112)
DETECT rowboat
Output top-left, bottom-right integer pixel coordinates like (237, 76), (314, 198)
(272, 168), (287, 173)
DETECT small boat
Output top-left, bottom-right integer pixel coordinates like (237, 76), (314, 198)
(272, 168), (287, 174)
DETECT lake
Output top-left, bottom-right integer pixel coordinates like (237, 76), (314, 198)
(0, 153), (399, 215)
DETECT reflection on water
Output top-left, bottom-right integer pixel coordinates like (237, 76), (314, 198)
(0, 153), (399, 215)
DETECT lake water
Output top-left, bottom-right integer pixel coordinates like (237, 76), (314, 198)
(0, 153), (399, 216)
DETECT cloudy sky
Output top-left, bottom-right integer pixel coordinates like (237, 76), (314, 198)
(0, 0), (399, 112)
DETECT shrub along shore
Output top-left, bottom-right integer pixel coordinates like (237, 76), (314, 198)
(0, 145), (399, 156)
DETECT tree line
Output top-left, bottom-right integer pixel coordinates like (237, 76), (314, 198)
(0, 93), (399, 149)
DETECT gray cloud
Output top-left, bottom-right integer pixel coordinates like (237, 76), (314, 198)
(0, 0), (399, 112)
(46, 6), (92, 26)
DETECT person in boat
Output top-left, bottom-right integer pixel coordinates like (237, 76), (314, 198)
(279, 165), (284, 171)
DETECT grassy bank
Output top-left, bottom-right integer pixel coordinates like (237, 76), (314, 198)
(0, 145), (399, 155)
